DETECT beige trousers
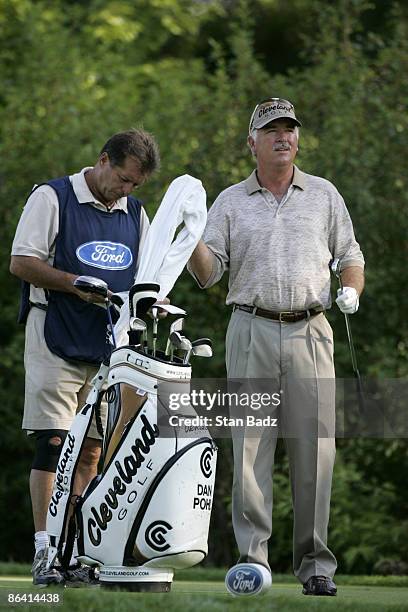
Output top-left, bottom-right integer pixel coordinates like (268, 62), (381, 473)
(23, 307), (107, 439)
(226, 310), (337, 582)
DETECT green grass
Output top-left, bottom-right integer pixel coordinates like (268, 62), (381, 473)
(0, 567), (407, 612)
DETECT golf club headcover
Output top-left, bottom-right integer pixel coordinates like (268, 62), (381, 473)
(129, 283), (160, 318)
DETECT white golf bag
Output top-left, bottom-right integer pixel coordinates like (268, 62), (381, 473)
(46, 283), (217, 591)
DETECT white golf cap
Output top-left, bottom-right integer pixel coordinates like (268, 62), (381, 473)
(249, 97), (301, 133)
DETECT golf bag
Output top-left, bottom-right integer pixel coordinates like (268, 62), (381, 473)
(46, 286), (217, 591)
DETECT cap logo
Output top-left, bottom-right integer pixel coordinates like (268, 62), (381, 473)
(258, 102), (293, 118)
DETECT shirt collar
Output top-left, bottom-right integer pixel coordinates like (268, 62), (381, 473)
(70, 167), (128, 213)
(245, 165), (306, 195)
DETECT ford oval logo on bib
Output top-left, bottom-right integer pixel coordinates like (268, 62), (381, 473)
(225, 563), (272, 596)
(76, 241), (133, 271)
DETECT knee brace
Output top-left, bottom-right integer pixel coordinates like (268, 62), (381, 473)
(31, 429), (68, 473)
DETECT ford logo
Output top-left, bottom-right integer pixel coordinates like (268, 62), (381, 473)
(76, 241), (133, 271)
(225, 563), (271, 596)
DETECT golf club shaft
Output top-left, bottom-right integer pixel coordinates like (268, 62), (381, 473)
(344, 312), (359, 376)
(106, 300), (116, 348)
(334, 259), (364, 412)
(152, 308), (158, 356)
(337, 269), (360, 377)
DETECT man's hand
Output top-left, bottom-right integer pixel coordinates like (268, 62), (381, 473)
(149, 297), (171, 319)
(336, 287), (359, 314)
(72, 286), (108, 305)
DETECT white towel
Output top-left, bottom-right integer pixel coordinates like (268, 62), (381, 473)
(114, 174), (207, 347)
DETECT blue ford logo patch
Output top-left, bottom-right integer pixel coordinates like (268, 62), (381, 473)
(76, 241), (133, 271)
(225, 564), (263, 596)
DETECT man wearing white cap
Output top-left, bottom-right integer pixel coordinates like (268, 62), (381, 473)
(188, 97), (364, 596)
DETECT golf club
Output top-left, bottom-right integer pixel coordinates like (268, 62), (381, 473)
(169, 331), (191, 362)
(129, 317), (147, 348)
(184, 338), (213, 363)
(129, 282), (160, 319)
(331, 258), (364, 412)
(165, 317), (185, 356)
(73, 275), (117, 347)
(128, 282), (160, 352)
(152, 307), (158, 356)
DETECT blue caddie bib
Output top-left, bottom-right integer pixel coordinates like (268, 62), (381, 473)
(30, 176), (140, 364)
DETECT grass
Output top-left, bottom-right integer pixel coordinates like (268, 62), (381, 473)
(0, 566), (407, 612)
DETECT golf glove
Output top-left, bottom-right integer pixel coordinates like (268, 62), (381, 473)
(336, 286), (359, 314)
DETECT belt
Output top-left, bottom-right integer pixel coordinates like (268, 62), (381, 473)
(232, 304), (323, 322)
(29, 301), (47, 312)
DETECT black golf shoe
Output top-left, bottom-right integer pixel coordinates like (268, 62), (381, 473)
(302, 575), (337, 596)
(32, 548), (64, 587)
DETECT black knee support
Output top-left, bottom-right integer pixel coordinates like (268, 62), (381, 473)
(31, 429), (68, 473)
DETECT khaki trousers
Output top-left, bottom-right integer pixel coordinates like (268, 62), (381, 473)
(226, 310), (337, 582)
(23, 307), (107, 439)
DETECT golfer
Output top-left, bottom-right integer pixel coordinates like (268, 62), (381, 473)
(10, 128), (160, 586)
(188, 98), (364, 596)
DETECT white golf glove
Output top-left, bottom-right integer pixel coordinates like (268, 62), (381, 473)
(336, 287), (359, 314)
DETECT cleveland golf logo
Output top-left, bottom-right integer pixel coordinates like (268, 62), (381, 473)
(87, 414), (159, 546)
(145, 520), (173, 552)
(76, 241), (133, 270)
(225, 563), (271, 596)
(49, 433), (76, 518)
(200, 446), (214, 478)
(258, 102), (293, 118)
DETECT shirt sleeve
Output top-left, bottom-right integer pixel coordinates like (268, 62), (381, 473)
(187, 192), (230, 288)
(134, 206), (150, 275)
(11, 185), (59, 260)
(328, 188), (365, 271)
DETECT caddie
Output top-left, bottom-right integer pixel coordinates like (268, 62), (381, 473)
(188, 97), (365, 596)
(10, 128), (160, 587)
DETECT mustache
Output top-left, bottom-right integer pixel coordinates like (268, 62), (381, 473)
(272, 143), (291, 151)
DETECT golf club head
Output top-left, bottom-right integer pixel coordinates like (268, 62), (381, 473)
(74, 275), (108, 298)
(192, 344), (213, 358)
(129, 317), (147, 332)
(165, 318), (186, 356)
(191, 338), (212, 348)
(170, 317), (185, 335)
(129, 282), (160, 318)
(128, 316), (147, 347)
(191, 338), (212, 358)
(169, 331), (183, 348)
(179, 336), (192, 351)
(169, 332), (191, 350)
(330, 258), (341, 278)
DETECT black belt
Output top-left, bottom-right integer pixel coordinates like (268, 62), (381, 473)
(29, 301), (47, 312)
(233, 304), (323, 322)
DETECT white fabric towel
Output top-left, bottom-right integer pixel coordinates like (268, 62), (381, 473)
(114, 174), (207, 347)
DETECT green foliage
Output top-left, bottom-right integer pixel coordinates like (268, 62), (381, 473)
(0, 0), (407, 573)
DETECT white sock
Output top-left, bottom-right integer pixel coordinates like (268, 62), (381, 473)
(34, 531), (49, 554)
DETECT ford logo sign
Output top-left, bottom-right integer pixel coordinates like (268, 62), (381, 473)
(225, 563), (272, 596)
(76, 241), (133, 271)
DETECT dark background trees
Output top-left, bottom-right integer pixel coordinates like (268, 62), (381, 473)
(0, 0), (407, 572)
